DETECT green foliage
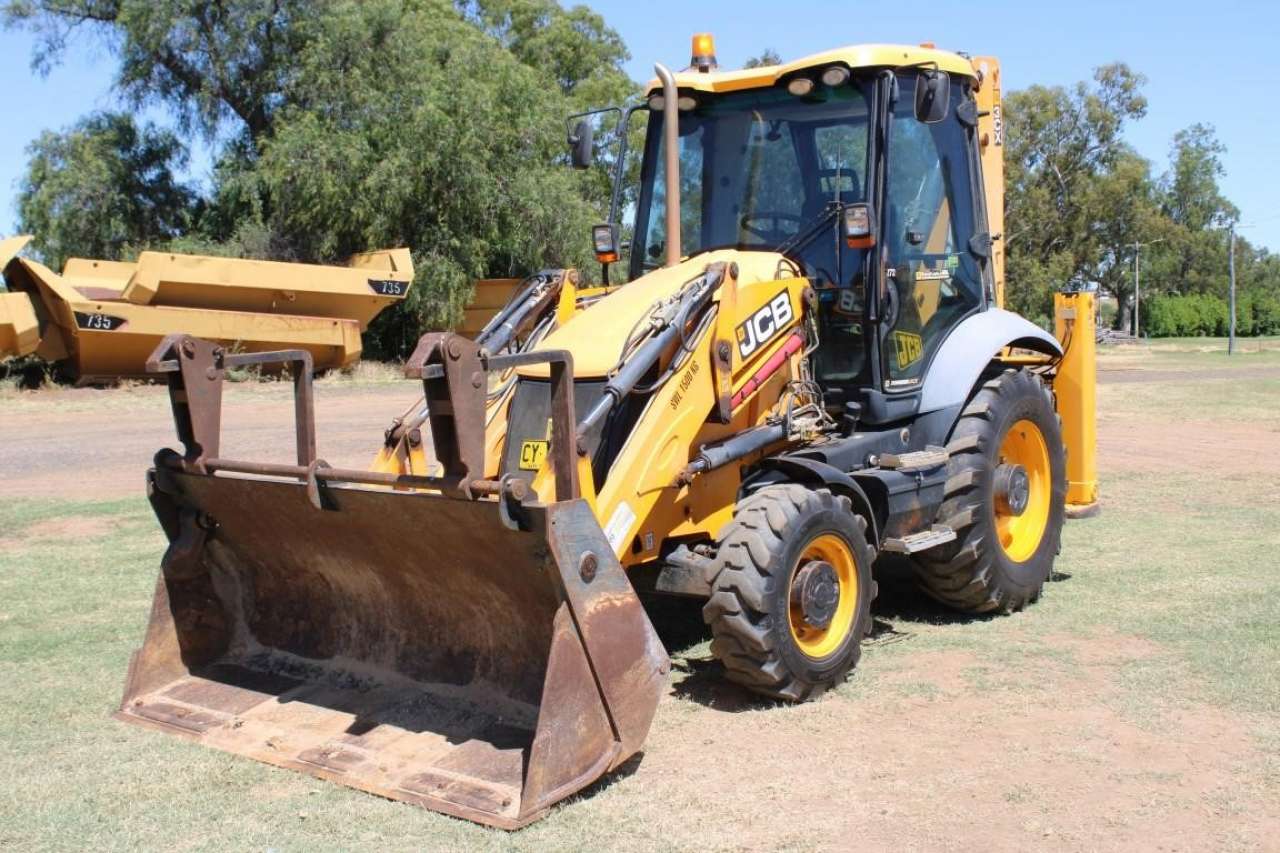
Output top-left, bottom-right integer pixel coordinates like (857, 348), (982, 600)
(4, 0), (319, 144)
(1163, 123), (1236, 231)
(457, 0), (632, 106)
(743, 49), (782, 69)
(1142, 293), (1228, 337)
(240, 0), (605, 353)
(1005, 68), (1279, 337)
(16, 112), (197, 269)
(1003, 64), (1151, 323)
(1142, 289), (1280, 338)
(5, 0), (637, 357)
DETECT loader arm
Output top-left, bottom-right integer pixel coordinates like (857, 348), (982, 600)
(547, 263), (818, 566)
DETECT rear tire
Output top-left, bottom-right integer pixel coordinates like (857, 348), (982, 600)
(915, 368), (1067, 613)
(703, 484), (875, 701)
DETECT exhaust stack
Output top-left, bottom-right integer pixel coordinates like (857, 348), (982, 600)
(654, 62), (682, 267)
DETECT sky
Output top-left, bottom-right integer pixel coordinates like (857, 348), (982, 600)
(1, 0), (1278, 250)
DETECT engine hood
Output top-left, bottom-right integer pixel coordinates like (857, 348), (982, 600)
(517, 249), (789, 379)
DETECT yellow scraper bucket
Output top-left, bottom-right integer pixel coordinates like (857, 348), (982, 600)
(116, 335), (668, 829)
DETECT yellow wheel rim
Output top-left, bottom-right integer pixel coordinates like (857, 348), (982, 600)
(995, 418), (1051, 562)
(787, 533), (858, 659)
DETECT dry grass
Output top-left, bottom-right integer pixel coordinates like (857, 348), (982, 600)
(1, 351), (1278, 851)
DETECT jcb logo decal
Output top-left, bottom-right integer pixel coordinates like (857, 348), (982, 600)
(893, 331), (923, 369)
(736, 292), (794, 359)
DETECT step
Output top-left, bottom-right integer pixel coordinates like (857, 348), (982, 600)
(881, 525), (957, 554)
(877, 445), (949, 472)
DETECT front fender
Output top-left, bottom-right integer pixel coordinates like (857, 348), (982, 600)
(919, 308), (1060, 415)
(747, 456), (882, 546)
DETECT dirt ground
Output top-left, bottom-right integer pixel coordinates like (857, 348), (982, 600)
(1, 358), (1278, 851)
(0, 382), (423, 500)
(3, 363), (1274, 495)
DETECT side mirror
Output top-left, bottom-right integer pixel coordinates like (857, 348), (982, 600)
(592, 223), (620, 264)
(568, 120), (594, 169)
(842, 203), (877, 249)
(914, 69), (950, 123)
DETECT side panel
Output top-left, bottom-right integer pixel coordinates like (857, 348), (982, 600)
(918, 308), (1061, 415)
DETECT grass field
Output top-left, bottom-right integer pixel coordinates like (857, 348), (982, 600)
(1, 344), (1278, 851)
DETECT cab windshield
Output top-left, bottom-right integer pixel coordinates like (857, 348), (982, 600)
(630, 79), (873, 286)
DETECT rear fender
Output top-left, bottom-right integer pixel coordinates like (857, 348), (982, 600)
(919, 308), (1060, 416)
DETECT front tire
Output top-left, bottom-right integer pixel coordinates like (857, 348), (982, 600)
(703, 484), (875, 701)
(915, 368), (1067, 613)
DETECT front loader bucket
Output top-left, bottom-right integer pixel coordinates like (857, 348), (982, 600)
(118, 470), (668, 828)
(118, 334), (665, 828)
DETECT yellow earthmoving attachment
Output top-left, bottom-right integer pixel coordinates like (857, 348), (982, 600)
(1, 242), (412, 383)
(117, 248), (413, 329)
(0, 291), (39, 357)
(458, 278), (522, 337)
(116, 335), (668, 829)
(1, 236), (40, 358)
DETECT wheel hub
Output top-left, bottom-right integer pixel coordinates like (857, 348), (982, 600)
(994, 463), (1030, 516)
(791, 560), (840, 630)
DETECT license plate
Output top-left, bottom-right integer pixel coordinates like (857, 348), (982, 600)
(519, 440), (548, 471)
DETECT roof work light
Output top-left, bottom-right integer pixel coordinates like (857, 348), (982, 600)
(691, 33), (717, 72)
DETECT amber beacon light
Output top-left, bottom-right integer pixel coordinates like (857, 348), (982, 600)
(691, 33), (717, 72)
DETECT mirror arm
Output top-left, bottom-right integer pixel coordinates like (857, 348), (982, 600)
(608, 103), (645, 227)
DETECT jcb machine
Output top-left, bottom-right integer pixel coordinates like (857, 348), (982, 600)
(117, 39), (1097, 828)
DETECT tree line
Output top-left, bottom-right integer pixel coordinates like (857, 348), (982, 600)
(5, 2), (1277, 358)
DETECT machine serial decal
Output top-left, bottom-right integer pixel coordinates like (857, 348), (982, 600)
(893, 331), (923, 369)
(73, 311), (126, 331)
(367, 278), (407, 296)
(735, 291), (794, 358)
(668, 359), (700, 411)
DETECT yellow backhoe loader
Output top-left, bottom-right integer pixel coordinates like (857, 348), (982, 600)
(115, 39), (1098, 829)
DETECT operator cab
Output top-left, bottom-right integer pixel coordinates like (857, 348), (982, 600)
(619, 50), (992, 422)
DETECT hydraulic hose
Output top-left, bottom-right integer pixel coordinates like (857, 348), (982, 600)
(576, 267), (721, 449)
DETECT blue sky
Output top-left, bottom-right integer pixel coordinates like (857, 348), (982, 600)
(1, 0), (1277, 250)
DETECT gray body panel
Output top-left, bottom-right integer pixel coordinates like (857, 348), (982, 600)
(918, 308), (1061, 415)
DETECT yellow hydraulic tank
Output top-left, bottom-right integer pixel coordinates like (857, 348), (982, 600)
(1054, 292), (1099, 515)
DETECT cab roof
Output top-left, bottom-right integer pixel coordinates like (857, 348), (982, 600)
(644, 43), (978, 96)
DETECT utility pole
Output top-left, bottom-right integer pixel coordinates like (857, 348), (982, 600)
(1228, 224), (1236, 355)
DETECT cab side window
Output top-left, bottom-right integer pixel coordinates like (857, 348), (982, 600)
(881, 74), (984, 389)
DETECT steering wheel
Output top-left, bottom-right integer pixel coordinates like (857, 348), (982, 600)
(740, 211), (803, 243)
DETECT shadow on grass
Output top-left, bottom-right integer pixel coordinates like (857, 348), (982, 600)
(638, 554), (1071, 712)
(556, 751), (647, 810)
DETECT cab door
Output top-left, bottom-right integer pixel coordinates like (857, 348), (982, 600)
(879, 72), (987, 392)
